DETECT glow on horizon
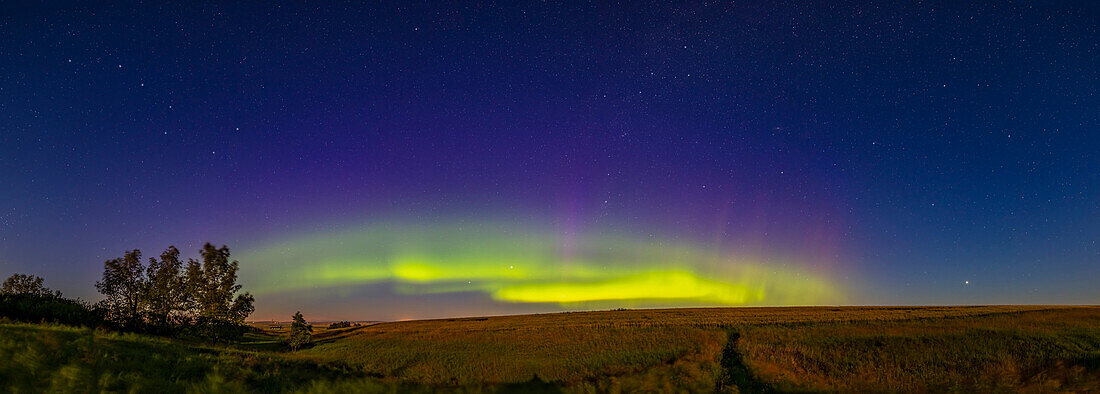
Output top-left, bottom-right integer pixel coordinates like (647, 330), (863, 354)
(238, 221), (845, 308)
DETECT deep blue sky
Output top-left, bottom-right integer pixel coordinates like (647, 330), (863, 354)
(1, 2), (1097, 319)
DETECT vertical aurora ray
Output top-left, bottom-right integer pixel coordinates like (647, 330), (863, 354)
(238, 221), (845, 310)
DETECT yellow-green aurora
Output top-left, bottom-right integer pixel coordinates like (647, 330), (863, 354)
(238, 221), (844, 308)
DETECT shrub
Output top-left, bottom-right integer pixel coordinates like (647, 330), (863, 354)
(0, 293), (106, 328)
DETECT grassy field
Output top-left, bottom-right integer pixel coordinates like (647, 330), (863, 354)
(2, 306), (1098, 392)
(737, 308), (1100, 391)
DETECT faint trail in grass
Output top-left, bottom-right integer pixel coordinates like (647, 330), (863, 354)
(496, 375), (563, 393)
(717, 330), (773, 393)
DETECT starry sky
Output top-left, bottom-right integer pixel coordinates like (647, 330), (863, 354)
(1, 2), (1097, 320)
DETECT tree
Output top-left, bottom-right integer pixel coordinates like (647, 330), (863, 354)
(145, 246), (186, 331)
(177, 243), (255, 341)
(229, 293), (255, 323)
(287, 311), (312, 350)
(191, 243), (253, 324)
(1, 274), (56, 297)
(95, 250), (147, 326)
(181, 256), (204, 318)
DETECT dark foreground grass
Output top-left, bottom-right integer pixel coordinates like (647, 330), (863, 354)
(2, 306), (1098, 392)
(0, 323), (389, 393)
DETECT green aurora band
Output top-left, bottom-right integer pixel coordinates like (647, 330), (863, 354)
(238, 222), (845, 308)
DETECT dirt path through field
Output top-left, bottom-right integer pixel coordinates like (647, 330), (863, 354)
(717, 330), (773, 393)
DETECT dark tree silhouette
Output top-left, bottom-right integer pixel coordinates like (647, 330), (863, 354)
(190, 244), (254, 324)
(145, 246), (186, 331)
(1, 274), (56, 297)
(96, 250), (147, 326)
(185, 243), (255, 341)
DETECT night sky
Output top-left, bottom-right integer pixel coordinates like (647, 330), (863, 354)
(1, 2), (1097, 320)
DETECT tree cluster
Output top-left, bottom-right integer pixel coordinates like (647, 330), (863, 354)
(327, 321), (359, 329)
(95, 243), (255, 340)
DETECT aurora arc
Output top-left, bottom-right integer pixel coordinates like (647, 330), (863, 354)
(238, 221), (845, 308)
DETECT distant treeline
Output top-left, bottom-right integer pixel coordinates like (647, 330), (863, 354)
(327, 321), (361, 329)
(0, 243), (255, 341)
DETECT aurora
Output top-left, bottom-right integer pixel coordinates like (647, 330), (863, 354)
(238, 221), (844, 310)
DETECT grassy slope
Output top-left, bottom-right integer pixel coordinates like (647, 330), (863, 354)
(2, 306), (1098, 392)
(0, 323), (386, 393)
